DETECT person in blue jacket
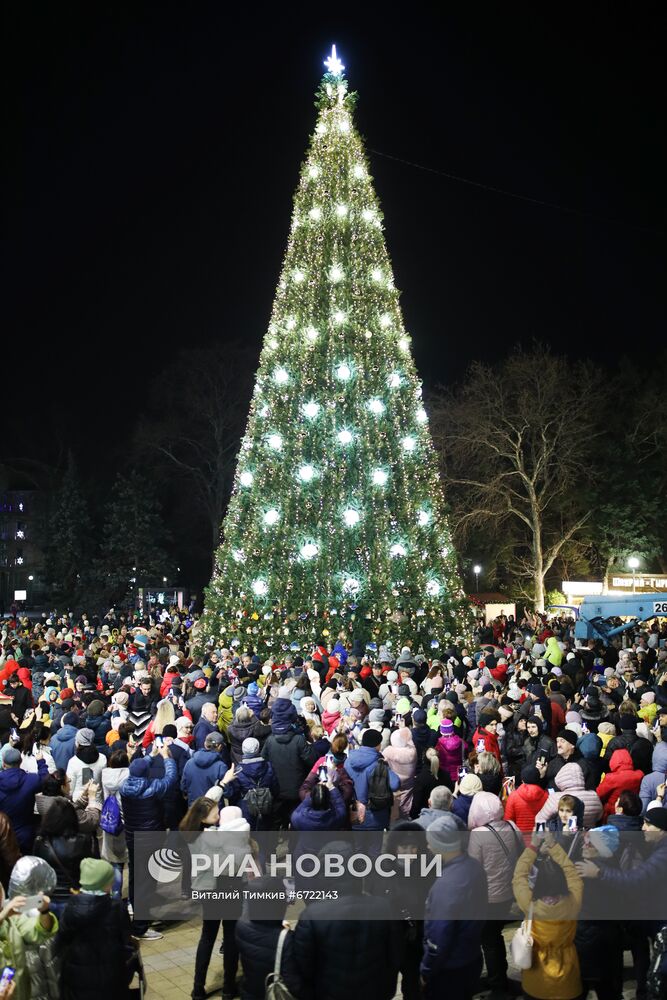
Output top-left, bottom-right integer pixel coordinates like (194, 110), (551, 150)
(50, 711), (80, 771)
(120, 743), (177, 939)
(181, 731), (229, 806)
(421, 813), (487, 1000)
(344, 729), (400, 830)
(290, 782), (347, 833)
(240, 682), (264, 719)
(0, 743), (48, 851)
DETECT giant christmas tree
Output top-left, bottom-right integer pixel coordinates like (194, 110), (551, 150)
(201, 47), (473, 653)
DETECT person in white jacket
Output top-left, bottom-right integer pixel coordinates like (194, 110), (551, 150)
(101, 747), (130, 883)
(66, 727), (107, 801)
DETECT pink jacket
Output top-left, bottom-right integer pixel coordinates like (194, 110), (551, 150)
(535, 762), (603, 829)
(436, 733), (465, 783)
(321, 709), (341, 735)
(383, 729), (417, 790)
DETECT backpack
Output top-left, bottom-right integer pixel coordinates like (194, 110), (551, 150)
(266, 927), (297, 1000)
(100, 793), (124, 836)
(243, 777), (273, 819)
(367, 757), (394, 812)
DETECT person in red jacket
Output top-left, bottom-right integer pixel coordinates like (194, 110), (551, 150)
(596, 749), (644, 821)
(489, 658), (508, 684)
(472, 710), (502, 770)
(504, 765), (548, 833)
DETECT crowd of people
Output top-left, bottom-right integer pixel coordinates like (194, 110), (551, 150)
(0, 605), (666, 999)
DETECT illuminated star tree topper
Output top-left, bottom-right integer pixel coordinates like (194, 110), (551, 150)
(323, 44), (345, 77)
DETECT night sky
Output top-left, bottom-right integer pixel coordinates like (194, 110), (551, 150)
(5, 5), (666, 473)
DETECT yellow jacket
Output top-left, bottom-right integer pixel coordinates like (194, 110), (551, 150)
(217, 690), (234, 734)
(512, 843), (583, 999)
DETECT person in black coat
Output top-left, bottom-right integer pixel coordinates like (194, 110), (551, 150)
(58, 857), (134, 1000)
(262, 699), (311, 828)
(235, 877), (302, 1000)
(410, 710), (439, 769)
(293, 865), (402, 1000)
(33, 797), (96, 903)
(409, 748), (454, 819)
(6, 671), (32, 721)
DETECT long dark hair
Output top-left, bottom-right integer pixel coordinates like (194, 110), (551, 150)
(40, 797), (79, 838)
(310, 784), (331, 811)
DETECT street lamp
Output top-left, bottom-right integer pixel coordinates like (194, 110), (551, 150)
(473, 564), (482, 593)
(628, 556), (640, 594)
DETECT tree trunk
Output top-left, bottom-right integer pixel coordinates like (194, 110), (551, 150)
(531, 494), (545, 612)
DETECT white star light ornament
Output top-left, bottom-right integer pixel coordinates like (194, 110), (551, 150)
(252, 579), (268, 597)
(298, 464), (316, 483)
(302, 401), (320, 419)
(239, 471), (254, 487)
(324, 44), (345, 76)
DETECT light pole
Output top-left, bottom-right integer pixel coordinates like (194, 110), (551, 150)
(628, 557), (640, 594)
(473, 564), (482, 593)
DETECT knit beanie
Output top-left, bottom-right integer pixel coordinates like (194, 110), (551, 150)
(644, 807), (667, 831)
(242, 737), (260, 757)
(75, 728), (94, 748)
(426, 813), (465, 854)
(362, 729), (382, 748)
(439, 719), (454, 737)
(327, 699), (341, 713)
(86, 700), (104, 718)
(619, 715), (638, 731)
(395, 697), (411, 716)
(598, 721), (616, 736)
(558, 729), (578, 747)
(369, 709), (385, 724)
(412, 709), (427, 724)
(61, 712), (79, 728)
(80, 858), (114, 892)
(459, 773), (482, 796)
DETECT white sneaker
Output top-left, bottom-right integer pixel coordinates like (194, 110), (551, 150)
(138, 928), (163, 941)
